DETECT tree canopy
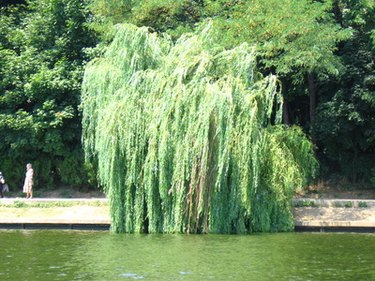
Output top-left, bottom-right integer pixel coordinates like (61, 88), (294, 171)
(82, 23), (317, 233)
(0, 0), (96, 188)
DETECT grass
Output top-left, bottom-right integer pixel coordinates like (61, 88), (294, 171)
(333, 201), (354, 208)
(294, 200), (317, 207)
(13, 200), (27, 208)
(0, 200), (108, 208)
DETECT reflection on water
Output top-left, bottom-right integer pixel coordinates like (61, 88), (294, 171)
(0, 230), (374, 280)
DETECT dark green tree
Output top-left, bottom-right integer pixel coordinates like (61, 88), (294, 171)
(0, 0), (97, 189)
(87, 0), (203, 41)
(315, 0), (375, 184)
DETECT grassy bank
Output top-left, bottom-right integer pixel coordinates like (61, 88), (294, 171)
(0, 199), (107, 208)
(0, 199), (110, 224)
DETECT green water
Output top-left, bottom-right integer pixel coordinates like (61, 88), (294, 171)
(0, 230), (374, 280)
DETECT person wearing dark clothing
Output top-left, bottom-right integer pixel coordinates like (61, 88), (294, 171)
(0, 172), (5, 198)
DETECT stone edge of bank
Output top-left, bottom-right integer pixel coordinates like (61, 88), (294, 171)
(293, 198), (375, 233)
(0, 198), (374, 232)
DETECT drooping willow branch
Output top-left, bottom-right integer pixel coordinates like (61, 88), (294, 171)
(81, 22), (317, 233)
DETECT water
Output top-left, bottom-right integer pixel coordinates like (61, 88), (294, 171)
(0, 230), (374, 281)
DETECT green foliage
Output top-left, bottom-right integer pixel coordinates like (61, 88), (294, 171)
(204, 0), (351, 80)
(0, 199), (107, 208)
(0, 0), (97, 189)
(55, 149), (96, 187)
(333, 201), (353, 208)
(130, 0), (202, 39)
(333, 201), (343, 207)
(358, 201), (368, 208)
(87, 0), (202, 40)
(13, 200), (27, 208)
(1, 0), (372, 200)
(82, 23), (317, 233)
(294, 200), (316, 207)
(370, 167), (375, 189)
(88, 0), (372, 186)
(89, 0), (350, 80)
(315, 0), (375, 183)
(344, 201), (353, 208)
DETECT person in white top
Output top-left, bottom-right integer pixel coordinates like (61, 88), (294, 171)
(23, 163), (34, 199)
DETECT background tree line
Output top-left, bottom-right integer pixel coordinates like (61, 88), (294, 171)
(0, 0), (374, 191)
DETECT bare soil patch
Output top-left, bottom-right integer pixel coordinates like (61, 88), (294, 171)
(295, 180), (375, 199)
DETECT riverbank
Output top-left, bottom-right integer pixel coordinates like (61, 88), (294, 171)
(0, 198), (110, 230)
(292, 199), (375, 232)
(0, 197), (374, 232)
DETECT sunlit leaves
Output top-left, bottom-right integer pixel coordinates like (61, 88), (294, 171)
(82, 23), (317, 233)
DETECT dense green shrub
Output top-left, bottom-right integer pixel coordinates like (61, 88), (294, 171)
(0, 0), (97, 189)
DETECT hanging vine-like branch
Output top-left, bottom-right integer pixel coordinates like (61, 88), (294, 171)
(81, 22), (317, 233)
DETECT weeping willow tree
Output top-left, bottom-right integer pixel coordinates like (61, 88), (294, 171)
(82, 22), (317, 234)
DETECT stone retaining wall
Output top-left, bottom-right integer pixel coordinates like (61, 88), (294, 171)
(0, 198), (374, 232)
(293, 198), (375, 232)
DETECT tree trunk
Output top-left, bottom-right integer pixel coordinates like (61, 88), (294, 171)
(307, 73), (317, 143)
(308, 73), (316, 126)
(282, 100), (290, 125)
(332, 0), (344, 27)
(351, 130), (360, 183)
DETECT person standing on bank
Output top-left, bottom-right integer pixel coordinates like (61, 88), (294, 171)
(0, 172), (5, 198)
(23, 163), (34, 199)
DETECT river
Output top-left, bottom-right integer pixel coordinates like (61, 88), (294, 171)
(0, 230), (374, 280)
